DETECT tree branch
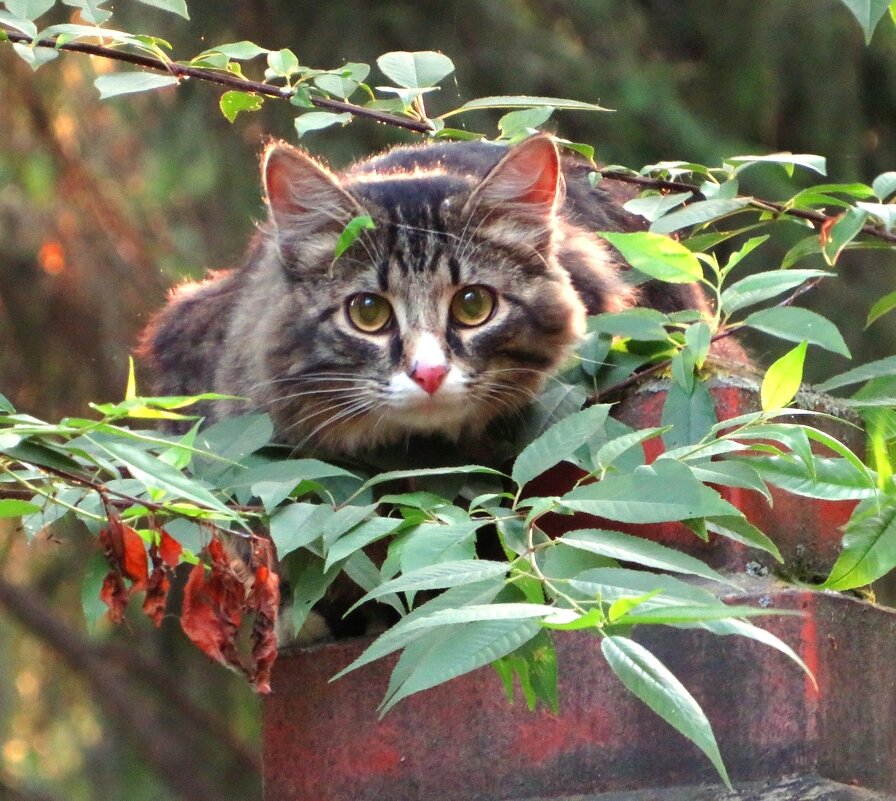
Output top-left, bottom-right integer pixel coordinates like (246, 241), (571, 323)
(599, 170), (896, 245)
(1, 30), (433, 133)
(4, 30), (895, 247)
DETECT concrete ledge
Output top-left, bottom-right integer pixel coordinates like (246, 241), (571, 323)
(262, 585), (896, 801)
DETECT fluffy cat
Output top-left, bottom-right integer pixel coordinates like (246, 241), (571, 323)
(141, 134), (702, 457)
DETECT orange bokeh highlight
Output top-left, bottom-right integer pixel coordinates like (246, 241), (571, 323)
(38, 241), (66, 275)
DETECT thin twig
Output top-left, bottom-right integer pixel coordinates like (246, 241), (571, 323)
(599, 170), (896, 245)
(2, 30), (434, 133)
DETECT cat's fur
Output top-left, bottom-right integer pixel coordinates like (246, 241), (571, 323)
(141, 134), (703, 457)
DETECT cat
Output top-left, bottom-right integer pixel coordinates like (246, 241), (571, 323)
(141, 133), (704, 459)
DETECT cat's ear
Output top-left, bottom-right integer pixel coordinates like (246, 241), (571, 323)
(466, 134), (562, 219)
(263, 142), (362, 236)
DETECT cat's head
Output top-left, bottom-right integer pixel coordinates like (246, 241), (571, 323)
(252, 134), (590, 455)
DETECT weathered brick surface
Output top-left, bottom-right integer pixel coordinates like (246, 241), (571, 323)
(262, 589), (896, 801)
(262, 380), (884, 801)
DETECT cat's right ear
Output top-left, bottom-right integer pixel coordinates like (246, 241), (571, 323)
(263, 142), (363, 252)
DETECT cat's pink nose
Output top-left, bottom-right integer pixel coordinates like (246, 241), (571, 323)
(410, 363), (448, 395)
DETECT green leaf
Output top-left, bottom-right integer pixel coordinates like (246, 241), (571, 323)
(396, 520), (483, 575)
(872, 170), (896, 200)
(561, 460), (741, 524)
(720, 270), (832, 316)
(704, 515), (782, 561)
(0, 499), (41, 517)
(12, 42), (58, 69)
(493, 630), (558, 712)
(559, 529), (730, 585)
(4, 440), (86, 475)
(822, 207), (868, 265)
(760, 342), (807, 411)
(4, 0), (54, 18)
(133, 0), (189, 17)
(816, 355), (896, 392)
(0, 433), (21, 449)
(376, 50), (454, 89)
(597, 232), (703, 283)
(228, 459), (356, 510)
(822, 493), (896, 589)
(199, 41), (270, 60)
(602, 636), (730, 787)
(568, 567), (720, 607)
(650, 198), (751, 235)
(380, 617), (542, 713)
(442, 95), (611, 119)
(866, 289), (896, 327)
(702, 618), (814, 685)
(0, 393), (14, 414)
(360, 464), (502, 492)
(324, 516), (404, 569)
(839, 0), (891, 42)
(333, 581), (505, 680)
(726, 153), (827, 176)
(219, 90), (263, 123)
(82, 552), (111, 634)
(660, 381), (718, 450)
(314, 64), (369, 99)
(512, 404), (610, 488)
(95, 72), (180, 99)
(192, 413), (273, 480)
(497, 106), (554, 139)
(542, 607), (607, 630)
(266, 48), (300, 78)
(623, 192), (692, 222)
(744, 307), (849, 357)
(685, 322), (712, 367)
(333, 215), (375, 260)
(686, 460), (772, 500)
(281, 550), (341, 637)
(88, 438), (237, 520)
(735, 456), (877, 501)
(586, 425), (657, 475)
(856, 201), (896, 231)
(294, 111), (353, 137)
(351, 561), (509, 609)
(269, 502), (328, 557)
(588, 308), (671, 342)
(614, 603), (784, 626)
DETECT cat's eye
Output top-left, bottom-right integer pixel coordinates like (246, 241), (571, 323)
(347, 293), (393, 333)
(450, 285), (496, 327)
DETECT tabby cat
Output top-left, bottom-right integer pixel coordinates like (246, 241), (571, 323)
(142, 134), (702, 458)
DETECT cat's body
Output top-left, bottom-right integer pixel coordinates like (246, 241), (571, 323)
(142, 135), (703, 459)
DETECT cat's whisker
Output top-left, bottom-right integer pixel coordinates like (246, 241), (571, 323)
(278, 396), (375, 444)
(294, 399), (378, 449)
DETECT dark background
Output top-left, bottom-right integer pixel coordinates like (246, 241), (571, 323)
(1, 2), (895, 799)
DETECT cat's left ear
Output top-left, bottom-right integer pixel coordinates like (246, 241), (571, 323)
(263, 141), (363, 235)
(465, 134), (562, 219)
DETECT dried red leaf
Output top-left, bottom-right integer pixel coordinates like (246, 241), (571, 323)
(120, 522), (149, 589)
(180, 537), (246, 670)
(142, 541), (172, 628)
(99, 516), (149, 588)
(100, 570), (128, 624)
(143, 569), (171, 627)
(158, 529), (183, 568)
(176, 534), (283, 691)
(249, 562), (280, 694)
